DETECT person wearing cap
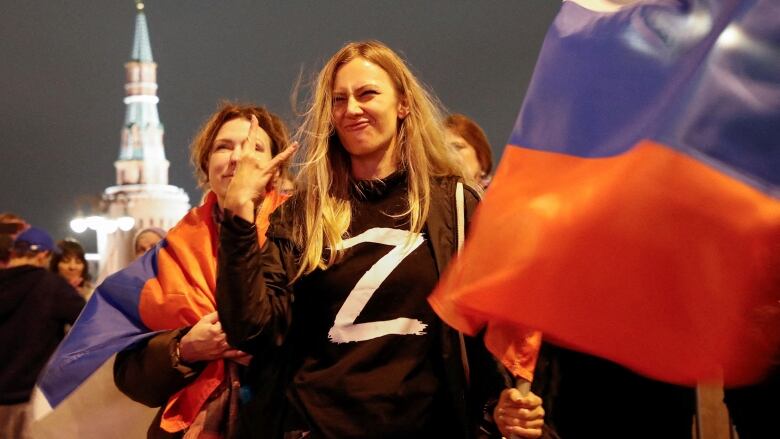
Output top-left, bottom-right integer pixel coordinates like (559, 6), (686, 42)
(0, 227), (85, 439)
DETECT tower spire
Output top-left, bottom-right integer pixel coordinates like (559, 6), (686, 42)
(97, 1), (190, 280)
(131, 1), (153, 62)
(116, 0), (166, 184)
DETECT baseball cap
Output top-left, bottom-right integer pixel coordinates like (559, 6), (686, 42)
(14, 226), (55, 253)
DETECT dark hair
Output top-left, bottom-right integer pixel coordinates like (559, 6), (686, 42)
(50, 240), (90, 284)
(444, 113), (493, 175)
(190, 102), (292, 189)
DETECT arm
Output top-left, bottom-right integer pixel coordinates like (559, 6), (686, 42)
(113, 328), (205, 407)
(462, 186), (545, 438)
(216, 211), (293, 354)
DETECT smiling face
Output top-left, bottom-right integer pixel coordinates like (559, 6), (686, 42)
(57, 255), (85, 285)
(331, 57), (408, 178)
(207, 117), (272, 207)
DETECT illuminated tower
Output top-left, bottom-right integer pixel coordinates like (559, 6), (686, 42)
(98, 0), (190, 279)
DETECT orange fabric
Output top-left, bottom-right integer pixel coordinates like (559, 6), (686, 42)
(483, 323), (541, 382)
(430, 141), (780, 386)
(137, 191), (287, 432)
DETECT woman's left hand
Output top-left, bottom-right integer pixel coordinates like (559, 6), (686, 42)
(494, 387), (545, 438)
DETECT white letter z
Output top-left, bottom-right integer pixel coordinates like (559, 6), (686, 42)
(328, 227), (427, 344)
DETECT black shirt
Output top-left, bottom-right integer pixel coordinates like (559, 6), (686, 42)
(289, 172), (446, 438)
(0, 265), (85, 403)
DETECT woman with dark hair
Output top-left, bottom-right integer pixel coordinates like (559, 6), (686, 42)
(445, 113), (493, 188)
(216, 41), (543, 438)
(50, 239), (94, 299)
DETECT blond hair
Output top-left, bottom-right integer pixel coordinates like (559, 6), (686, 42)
(293, 40), (468, 278)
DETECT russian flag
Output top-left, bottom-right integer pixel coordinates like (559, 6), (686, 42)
(31, 191), (286, 436)
(30, 248), (161, 436)
(430, 0), (779, 386)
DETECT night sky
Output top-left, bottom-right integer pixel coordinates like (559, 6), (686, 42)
(0, 0), (560, 251)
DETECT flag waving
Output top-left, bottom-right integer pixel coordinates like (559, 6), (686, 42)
(430, 0), (780, 387)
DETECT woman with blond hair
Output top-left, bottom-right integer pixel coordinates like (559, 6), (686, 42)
(217, 41), (544, 438)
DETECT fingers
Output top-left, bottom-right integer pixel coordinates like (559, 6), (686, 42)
(497, 405), (545, 422)
(497, 408), (544, 439)
(496, 387), (545, 439)
(504, 388), (542, 409)
(241, 115), (261, 156)
(499, 408), (545, 425)
(221, 349), (247, 359)
(501, 404), (545, 422)
(267, 142), (297, 170)
(503, 425), (543, 439)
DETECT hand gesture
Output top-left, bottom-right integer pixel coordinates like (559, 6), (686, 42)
(495, 387), (545, 439)
(223, 115), (297, 222)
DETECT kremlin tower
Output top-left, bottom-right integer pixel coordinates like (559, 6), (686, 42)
(98, 1), (190, 278)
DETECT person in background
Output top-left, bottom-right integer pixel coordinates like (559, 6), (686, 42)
(217, 40), (543, 438)
(133, 227), (167, 258)
(444, 113), (493, 188)
(0, 227), (85, 438)
(50, 239), (94, 300)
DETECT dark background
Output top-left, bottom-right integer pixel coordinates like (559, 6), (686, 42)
(0, 0), (560, 250)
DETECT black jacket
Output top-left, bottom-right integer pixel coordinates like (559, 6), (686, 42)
(0, 265), (85, 403)
(217, 177), (504, 438)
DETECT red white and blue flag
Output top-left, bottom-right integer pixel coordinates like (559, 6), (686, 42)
(32, 192), (286, 436)
(430, 0), (780, 386)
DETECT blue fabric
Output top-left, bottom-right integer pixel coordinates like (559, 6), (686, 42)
(36, 241), (165, 409)
(511, 0), (779, 194)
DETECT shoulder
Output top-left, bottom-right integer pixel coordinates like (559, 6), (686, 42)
(430, 175), (481, 206)
(40, 270), (82, 299)
(267, 193), (301, 241)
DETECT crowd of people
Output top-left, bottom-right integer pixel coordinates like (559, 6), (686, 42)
(1, 38), (775, 439)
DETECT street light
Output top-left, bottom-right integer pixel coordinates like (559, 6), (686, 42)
(69, 215), (136, 234)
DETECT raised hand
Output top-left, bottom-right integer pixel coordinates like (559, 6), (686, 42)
(223, 115), (297, 222)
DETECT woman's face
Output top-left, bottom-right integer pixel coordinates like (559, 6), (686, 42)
(445, 129), (482, 180)
(57, 255), (84, 285)
(207, 117), (272, 207)
(331, 58), (407, 165)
